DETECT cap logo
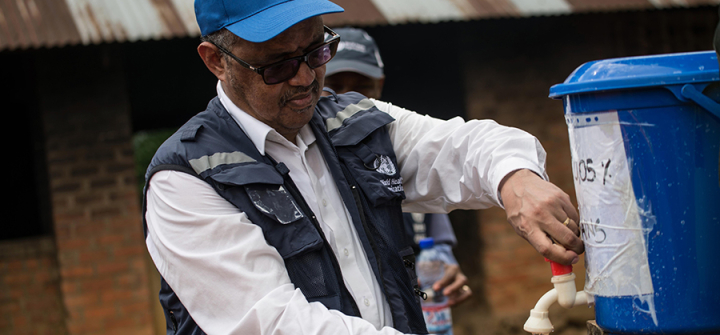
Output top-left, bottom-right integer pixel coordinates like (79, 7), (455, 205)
(337, 41), (367, 53)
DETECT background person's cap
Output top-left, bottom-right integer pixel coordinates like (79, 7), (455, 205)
(195, 0), (344, 43)
(325, 27), (384, 79)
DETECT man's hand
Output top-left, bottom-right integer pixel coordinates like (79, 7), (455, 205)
(499, 169), (584, 265)
(432, 264), (472, 306)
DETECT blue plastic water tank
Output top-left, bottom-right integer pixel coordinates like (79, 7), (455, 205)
(550, 51), (720, 334)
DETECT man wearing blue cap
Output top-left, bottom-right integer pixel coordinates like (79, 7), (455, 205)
(143, 1), (584, 334)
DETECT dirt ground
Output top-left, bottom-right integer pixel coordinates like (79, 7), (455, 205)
(450, 302), (595, 335)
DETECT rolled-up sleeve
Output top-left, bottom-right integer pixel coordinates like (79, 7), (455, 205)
(371, 99), (548, 213)
(145, 170), (405, 335)
(426, 214), (457, 247)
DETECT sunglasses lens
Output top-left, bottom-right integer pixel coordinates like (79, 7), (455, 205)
(263, 59), (300, 84)
(261, 38), (338, 84)
(308, 40), (338, 68)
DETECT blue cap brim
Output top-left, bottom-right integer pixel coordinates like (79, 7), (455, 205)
(225, 0), (344, 43)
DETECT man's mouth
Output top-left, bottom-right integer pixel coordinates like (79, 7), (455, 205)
(286, 91), (313, 108)
(281, 81), (319, 110)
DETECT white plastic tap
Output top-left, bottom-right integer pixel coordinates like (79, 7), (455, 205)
(523, 259), (594, 335)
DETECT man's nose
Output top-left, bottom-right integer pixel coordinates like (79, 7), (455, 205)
(288, 61), (316, 87)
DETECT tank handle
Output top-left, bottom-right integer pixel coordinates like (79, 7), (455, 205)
(680, 84), (720, 120)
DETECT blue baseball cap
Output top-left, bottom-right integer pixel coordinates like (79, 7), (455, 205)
(195, 0), (344, 43)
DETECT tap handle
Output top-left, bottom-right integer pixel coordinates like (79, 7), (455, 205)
(544, 257), (573, 276)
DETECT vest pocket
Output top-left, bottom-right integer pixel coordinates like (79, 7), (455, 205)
(242, 186), (324, 259)
(324, 102), (404, 207)
(338, 141), (406, 207)
(211, 173), (340, 304)
(244, 184), (304, 224)
(206, 164), (325, 259)
(284, 248), (341, 303)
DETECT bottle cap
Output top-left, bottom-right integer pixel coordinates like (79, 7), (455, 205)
(418, 237), (435, 249)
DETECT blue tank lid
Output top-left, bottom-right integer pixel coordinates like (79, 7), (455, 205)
(549, 51), (720, 98)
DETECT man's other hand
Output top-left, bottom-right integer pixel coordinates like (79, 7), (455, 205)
(432, 264), (471, 306)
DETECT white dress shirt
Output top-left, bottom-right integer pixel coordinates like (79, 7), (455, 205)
(145, 82), (547, 335)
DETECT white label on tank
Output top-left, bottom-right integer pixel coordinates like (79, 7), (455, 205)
(567, 110), (656, 310)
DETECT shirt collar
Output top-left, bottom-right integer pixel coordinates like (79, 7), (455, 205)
(216, 81), (316, 155)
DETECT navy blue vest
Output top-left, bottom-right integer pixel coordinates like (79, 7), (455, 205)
(143, 92), (427, 334)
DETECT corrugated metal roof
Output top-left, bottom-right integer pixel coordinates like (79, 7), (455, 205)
(1, 0), (718, 51)
(0, 0), (199, 51)
(325, 0), (720, 24)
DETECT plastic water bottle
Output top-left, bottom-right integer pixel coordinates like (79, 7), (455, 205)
(416, 238), (453, 334)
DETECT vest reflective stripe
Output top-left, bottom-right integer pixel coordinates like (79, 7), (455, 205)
(188, 151), (256, 174)
(325, 98), (375, 132)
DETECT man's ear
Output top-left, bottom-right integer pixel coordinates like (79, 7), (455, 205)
(375, 77), (386, 99)
(198, 42), (227, 82)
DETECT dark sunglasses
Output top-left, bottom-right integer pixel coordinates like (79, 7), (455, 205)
(211, 26), (340, 85)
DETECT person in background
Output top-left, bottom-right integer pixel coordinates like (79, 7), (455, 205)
(322, 27), (472, 306)
(143, 1), (584, 334)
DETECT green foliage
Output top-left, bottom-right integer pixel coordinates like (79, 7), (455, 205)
(132, 128), (176, 198)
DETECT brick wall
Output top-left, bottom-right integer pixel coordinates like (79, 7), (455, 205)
(35, 45), (155, 335)
(451, 6), (717, 335)
(0, 237), (67, 335)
